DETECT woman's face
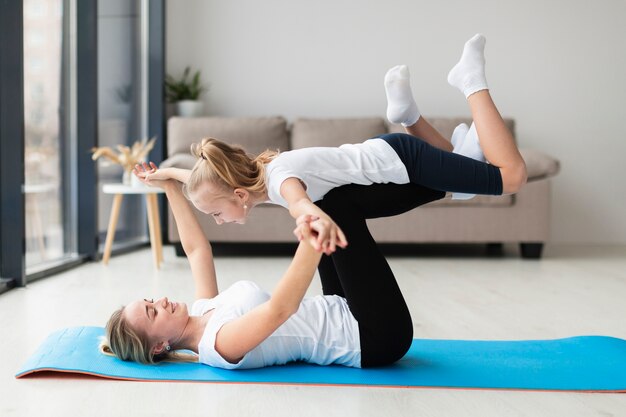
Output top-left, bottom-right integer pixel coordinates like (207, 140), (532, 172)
(190, 183), (249, 225)
(124, 297), (189, 353)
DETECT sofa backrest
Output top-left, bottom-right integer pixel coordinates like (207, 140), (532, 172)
(290, 117), (387, 149)
(167, 116), (290, 156)
(290, 117), (516, 149)
(166, 116), (517, 157)
(387, 117), (516, 143)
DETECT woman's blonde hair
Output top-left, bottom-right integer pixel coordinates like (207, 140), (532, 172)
(99, 306), (197, 364)
(184, 137), (279, 199)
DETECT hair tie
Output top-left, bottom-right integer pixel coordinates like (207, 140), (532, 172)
(200, 151), (207, 161)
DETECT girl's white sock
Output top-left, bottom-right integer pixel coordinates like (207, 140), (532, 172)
(452, 122), (485, 200)
(447, 34), (488, 98)
(384, 65), (420, 127)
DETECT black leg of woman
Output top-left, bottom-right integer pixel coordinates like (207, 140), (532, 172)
(316, 183), (445, 367)
(317, 255), (345, 297)
(315, 183), (444, 298)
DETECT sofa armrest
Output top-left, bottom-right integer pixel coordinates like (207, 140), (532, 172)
(520, 148), (560, 181)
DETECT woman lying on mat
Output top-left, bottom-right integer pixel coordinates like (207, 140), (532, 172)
(134, 34), (527, 255)
(101, 175), (444, 368)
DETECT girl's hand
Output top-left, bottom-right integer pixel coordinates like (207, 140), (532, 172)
(294, 214), (348, 255)
(133, 162), (173, 188)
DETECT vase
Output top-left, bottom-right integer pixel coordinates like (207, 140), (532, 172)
(122, 170), (133, 186)
(122, 169), (144, 187)
(176, 100), (204, 117)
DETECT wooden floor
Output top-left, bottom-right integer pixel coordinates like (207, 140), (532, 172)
(2, 244), (626, 416)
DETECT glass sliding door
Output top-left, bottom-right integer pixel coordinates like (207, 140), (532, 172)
(23, 0), (77, 271)
(97, 0), (147, 250)
(1, 0), (161, 292)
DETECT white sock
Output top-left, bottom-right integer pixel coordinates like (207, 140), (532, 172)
(447, 34), (488, 98)
(452, 123), (485, 200)
(384, 65), (420, 127)
(457, 123), (485, 162)
(451, 122), (469, 150)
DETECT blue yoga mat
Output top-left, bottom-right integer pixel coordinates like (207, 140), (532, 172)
(15, 327), (626, 391)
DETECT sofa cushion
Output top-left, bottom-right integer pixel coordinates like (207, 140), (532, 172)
(386, 117), (517, 143)
(428, 193), (514, 207)
(290, 117), (387, 149)
(167, 116), (289, 156)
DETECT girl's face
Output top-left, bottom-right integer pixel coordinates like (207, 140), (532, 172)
(124, 297), (189, 354)
(190, 183), (249, 225)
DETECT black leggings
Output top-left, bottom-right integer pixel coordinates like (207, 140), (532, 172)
(378, 133), (503, 195)
(315, 183), (445, 367)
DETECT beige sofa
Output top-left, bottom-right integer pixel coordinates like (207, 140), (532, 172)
(162, 116), (560, 258)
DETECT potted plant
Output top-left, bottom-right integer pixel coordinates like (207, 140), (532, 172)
(165, 66), (208, 117)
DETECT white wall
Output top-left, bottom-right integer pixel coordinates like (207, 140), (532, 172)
(166, 0), (626, 244)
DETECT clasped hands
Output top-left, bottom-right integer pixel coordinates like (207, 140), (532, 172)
(293, 215), (348, 256)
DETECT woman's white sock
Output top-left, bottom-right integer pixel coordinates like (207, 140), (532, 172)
(384, 65), (420, 127)
(452, 122), (485, 200)
(451, 122), (469, 150)
(457, 123), (485, 163)
(447, 34), (488, 98)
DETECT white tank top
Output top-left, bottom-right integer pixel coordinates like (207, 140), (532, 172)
(191, 281), (361, 369)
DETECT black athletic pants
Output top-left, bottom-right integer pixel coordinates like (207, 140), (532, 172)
(315, 183), (445, 367)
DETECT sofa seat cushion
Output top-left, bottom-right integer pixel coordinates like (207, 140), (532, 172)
(167, 116), (289, 156)
(427, 193), (514, 207)
(291, 118), (387, 149)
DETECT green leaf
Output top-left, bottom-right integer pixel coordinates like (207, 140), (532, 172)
(164, 67), (207, 102)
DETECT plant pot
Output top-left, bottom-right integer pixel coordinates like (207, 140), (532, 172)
(176, 100), (204, 117)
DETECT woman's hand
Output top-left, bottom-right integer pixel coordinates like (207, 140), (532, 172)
(133, 162), (174, 189)
(293, 214), (347, 255)
(310, 216), (348, 255)
(280, 177), (348, 254)
(293, 215), (317, 245)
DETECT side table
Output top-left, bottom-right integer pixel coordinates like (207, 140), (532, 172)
(102, 183), (165, 268)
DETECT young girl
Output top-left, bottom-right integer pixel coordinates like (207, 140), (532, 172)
(139, 34), (527, 254)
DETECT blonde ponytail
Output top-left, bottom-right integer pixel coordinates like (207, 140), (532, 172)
(185, 137), (279, 198)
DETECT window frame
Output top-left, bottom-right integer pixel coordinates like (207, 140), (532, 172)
(0, 0), (164, 295)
